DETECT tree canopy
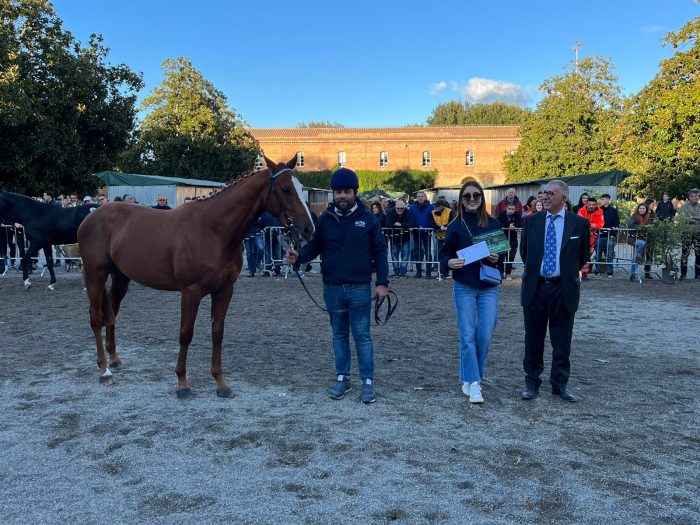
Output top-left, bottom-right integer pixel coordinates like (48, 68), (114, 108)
(619, 17), (700, 199)
(0, 0), (143, 195)
(504, 56), (624, 182)
(427, 100), (528, 126)
(118, 57), (259, 181)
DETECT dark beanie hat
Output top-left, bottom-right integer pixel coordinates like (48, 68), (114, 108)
(330, 168), (359, 190)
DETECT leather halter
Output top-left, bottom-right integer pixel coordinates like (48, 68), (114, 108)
(266, 167), (297, 230)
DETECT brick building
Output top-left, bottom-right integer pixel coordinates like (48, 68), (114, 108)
(250, 126), (520, 187)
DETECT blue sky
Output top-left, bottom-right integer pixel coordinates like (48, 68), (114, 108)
(53, 0), (699, 128)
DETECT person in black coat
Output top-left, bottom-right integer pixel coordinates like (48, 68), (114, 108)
(656, 192), (676, 221)
(520, 180), (590, 403)
(384, 200), (415, 277)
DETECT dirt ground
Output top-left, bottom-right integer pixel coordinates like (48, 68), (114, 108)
(0, 268), (697, 525)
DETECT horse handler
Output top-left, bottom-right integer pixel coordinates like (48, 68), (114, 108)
(287, 168), (389, 403)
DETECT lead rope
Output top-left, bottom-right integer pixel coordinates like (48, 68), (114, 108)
(286, 239), (397, 324)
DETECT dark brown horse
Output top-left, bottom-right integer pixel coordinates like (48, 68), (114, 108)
(77, 155), (314, 397)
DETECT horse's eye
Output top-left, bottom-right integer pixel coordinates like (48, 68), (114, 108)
(281, 186), (292, 195)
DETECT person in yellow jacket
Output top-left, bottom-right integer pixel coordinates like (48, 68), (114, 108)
(432, 199), (456, 278)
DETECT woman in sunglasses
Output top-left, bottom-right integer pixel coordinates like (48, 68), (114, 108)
(439, 181), (504, 404)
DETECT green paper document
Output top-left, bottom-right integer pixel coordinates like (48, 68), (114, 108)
(472, 229), (511, 255)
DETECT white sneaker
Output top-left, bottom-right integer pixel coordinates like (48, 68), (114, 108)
(461, 382), (470, 397)
(469, 382), (484, 403)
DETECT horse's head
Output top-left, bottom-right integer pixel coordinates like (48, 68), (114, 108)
(264, 154), (315, 244)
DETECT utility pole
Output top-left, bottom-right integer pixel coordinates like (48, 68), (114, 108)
(573, 41), (582, 74)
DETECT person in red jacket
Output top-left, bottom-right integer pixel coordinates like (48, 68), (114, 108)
(577, 197), (604, 279)
(494, 188), (524, 216)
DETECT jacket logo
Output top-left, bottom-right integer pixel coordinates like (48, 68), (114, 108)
(354, 220), (366, 228)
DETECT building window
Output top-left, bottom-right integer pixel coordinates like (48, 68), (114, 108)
(254, 155), (264, 170)
(296, 152), (304, 167)
(380, 151), (389, 167)
(422, 151), (431, 167)
(338, 151), (346, 167)
(466, 150), (474, 166)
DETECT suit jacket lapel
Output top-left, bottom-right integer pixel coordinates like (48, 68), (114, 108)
(561, 212), (576, 250)
(535, 213), (546, 265)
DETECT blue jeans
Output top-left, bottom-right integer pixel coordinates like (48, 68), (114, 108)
(630, 239), (646, 276)
(391, 238), (410, 276)
(244, 235), (264, 273)
(594, 236), (616, 275)
(453, 281), (499, 384)
(323, 283), (374, 380)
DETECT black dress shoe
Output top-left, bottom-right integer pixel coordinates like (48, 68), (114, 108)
(552, 387), (577, 402)
(521, 387), (539, 400)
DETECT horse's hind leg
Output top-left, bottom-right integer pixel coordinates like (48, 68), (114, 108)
(175, 287), (203, 398)
(105, 270), (130, 368)
(210, 283), (234, 398)
(21, 244), (40, 289)
(85, 270), (113, 384)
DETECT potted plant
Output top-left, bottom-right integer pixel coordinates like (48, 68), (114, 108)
(642, 218), (697, 283)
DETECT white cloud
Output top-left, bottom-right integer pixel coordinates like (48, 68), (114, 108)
(461, 77), (528, 104)
(429, 81), (447, 95)
(640, 25), (664, 33)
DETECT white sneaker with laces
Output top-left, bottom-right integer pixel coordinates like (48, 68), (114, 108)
(469, 381), (484, 403)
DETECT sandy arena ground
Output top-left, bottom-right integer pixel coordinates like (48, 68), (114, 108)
(0, 268), (697, 524)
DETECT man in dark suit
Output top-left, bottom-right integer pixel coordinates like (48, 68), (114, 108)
(520, 180), (590, 402)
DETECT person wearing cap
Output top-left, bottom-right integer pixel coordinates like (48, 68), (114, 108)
(287, 167), (389, 404)
(82, 195), (94, 204)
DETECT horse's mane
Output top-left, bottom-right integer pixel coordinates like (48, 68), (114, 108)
(188, 167), (269, 204)
(0, 190), (47, 211)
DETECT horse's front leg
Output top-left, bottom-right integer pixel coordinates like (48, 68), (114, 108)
(44, 244), (57, 290)
(211, 283), (235, 398)
(175, 287), (203, 398)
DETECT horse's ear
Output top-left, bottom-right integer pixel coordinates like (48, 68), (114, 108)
(286, 153), (299, 169)
(263, 155), (277, 171)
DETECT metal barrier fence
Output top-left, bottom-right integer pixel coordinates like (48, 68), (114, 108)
(250, 226), (688, 281)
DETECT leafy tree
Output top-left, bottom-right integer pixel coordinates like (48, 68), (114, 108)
(119, 57), (259, 181)
(0, 0), (143, 195)
(504, 56), (624, 182)
(427, 100), (528, 125)
(619, 17), (700, 199)
(296, 169), (436, 195)
(297, 121), (345, 128)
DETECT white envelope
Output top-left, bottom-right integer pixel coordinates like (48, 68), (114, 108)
(457, 241), (490, 264)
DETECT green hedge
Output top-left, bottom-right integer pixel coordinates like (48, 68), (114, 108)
(296, 168), (437, 196)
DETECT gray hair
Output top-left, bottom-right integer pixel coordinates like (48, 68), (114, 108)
(547, 179), (569, 197)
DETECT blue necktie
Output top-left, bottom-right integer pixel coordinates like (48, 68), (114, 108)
(542, 215), (559, 277)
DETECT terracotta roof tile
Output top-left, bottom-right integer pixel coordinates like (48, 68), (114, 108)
(250, 126), (520, 140)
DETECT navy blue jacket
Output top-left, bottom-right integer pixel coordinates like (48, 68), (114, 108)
(439, 212), (505, 288)
(298, 201), (389, 286)
(409, 201), (435, 229)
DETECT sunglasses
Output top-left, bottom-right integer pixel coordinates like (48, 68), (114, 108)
(462, 192), (482, 202)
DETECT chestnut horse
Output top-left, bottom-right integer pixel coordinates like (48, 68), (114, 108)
(77, 156), (315, 398)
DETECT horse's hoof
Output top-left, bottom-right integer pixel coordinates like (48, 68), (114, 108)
(110, 360), (122, 369)
(176, 388), (193, 399)
(216, 387), (234, 399)
(47, 284), (55, 291)
(24, 280), (32, 290)
(99, 375), (114, 386)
